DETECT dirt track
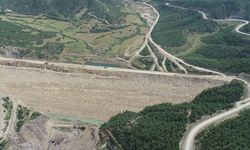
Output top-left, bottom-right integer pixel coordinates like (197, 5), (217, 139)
(0, 58), (230, 121)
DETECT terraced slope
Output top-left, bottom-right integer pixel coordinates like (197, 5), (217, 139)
(0, 0), (149, 67)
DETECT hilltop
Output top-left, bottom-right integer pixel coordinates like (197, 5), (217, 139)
(169, 0), (250, 20)
(0, 0), (126, 24)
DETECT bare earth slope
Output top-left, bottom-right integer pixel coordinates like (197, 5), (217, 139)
(0, 58), (230, 121)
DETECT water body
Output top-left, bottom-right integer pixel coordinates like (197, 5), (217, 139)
(84, 61), (121, 68)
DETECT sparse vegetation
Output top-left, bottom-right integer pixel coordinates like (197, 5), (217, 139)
(2, 97), (13, 121)
(15, 105), (40, 132)
(30, 112), (41, 120)
(101, 80), (245, 150)
(132, 56), (154, 70)
(49, 114), (103, 125)
(0, 140), (9, 150)
(139, 46), (150, 56)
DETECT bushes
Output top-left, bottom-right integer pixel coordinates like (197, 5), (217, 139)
(0, 140), (9, 150)
(30, 112), (41, 120)
(15, 105), (41, 132)
(132, 57), (154, 70)
(101, 80), (245, 150)
(2, 97), (13, 121)
(140, 47), (150, 56)
(34, 42), (64, 60)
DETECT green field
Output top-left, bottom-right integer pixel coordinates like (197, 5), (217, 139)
(0, 1), (148, 66)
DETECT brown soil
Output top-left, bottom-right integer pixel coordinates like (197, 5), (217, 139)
(0, 58), (231, 121)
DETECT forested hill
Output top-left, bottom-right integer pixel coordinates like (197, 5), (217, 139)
(0, 0), (126, 23)
(100, 80), (245, 150)
(168, 0), (250, 20)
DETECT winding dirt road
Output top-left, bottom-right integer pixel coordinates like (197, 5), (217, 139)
(198, 11), (250, 36)
(136, 2), (225, 76)
(182, 80), (250, 150)
(0, 2), (249, 150)
(166, 3), (250, 36)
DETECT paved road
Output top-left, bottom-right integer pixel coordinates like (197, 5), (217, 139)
(183, 97), (250, 150)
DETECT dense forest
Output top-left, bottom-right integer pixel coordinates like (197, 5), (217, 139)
(0, 0), (126, 23)
(183, 26), (250, 73)
(169, 0), (250, 20)
(151, 0), (250, 73)
(242, 23), (250, 33)
(101, 80), (245, 150)
(196, 109), (250, 150)
(151, 0), (217, 49)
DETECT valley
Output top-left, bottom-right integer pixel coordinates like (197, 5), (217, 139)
(0, 0), (249, 150)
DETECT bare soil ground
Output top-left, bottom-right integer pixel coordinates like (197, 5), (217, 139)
(0, 96), (4, 138)
(10, 115), (98, 150)
(0, 62), (230, 121)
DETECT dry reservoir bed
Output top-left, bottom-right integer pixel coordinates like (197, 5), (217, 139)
(0, 62), (230, 121)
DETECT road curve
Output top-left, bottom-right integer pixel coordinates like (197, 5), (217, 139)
(145, 3), (225, 76)
(183, 97), (250, 150)
(165, 3), (250, 150)
(182, 76), (250, 150)
(166, 3), (250, 36)
(198, 11), (250, 36)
